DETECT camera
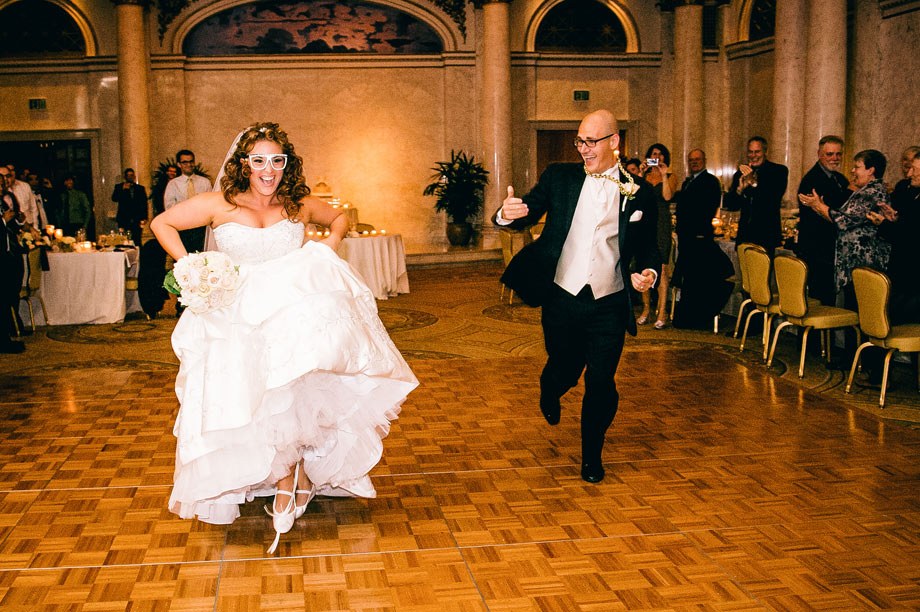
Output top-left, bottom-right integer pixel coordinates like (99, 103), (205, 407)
(646, 158), (659, 166)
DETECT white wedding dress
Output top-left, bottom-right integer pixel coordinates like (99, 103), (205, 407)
(168, 219), (418, 524)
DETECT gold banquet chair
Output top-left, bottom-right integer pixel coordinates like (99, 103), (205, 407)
(732, 242), (758, 339)
(767, 255), (859, 377)
(846, 267), (920, 408)
(16, 248), (49, 333)
(738, 245), (780, 360)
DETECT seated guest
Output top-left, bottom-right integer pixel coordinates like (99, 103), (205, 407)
(870, 151), (920, 324)
(671, 149), (734, 329)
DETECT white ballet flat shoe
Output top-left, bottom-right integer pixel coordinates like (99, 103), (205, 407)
(294, 483), (317, 520)
(264, 469), (300, 554)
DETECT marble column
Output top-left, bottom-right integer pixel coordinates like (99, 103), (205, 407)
(480, 0), (512, 248)
(847, 0), (882, 152)
(802, 0), (846, 168)
(115, 0), (152, 204)
(770, 0), (807, 204)
(672, 2), (704, 183)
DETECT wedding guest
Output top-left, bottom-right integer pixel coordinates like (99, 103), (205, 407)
(796, 135), (850, 305)
(58, 176), (91, 236)
(163, 150), (210, 253)
(636, 144), (676, 328)
(0, 166), (25, 353)
(112, 167), (148, 244)
(671, 149), (733, 329)
(723, 136), (788, 257)
(5, 162), (40, 227)
(152, 164), (178, 216)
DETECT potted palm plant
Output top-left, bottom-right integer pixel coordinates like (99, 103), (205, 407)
(423, 150), (489, 246)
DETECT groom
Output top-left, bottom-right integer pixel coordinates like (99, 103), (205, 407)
(495, 109), (660, 482)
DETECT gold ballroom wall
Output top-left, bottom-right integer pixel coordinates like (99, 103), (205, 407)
(1, 0), (919, 253)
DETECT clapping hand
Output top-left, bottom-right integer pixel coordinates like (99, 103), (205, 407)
(866, 211), (885, 226)
(501, 186), (529, 221)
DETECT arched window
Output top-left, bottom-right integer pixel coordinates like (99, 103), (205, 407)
(0, 0), (86, 57)
(182, 0), (443, 55)
(535, 0), (627, 53)
(748, 0), (775, 41)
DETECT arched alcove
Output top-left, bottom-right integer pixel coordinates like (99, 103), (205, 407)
(526, 0), (639, 53)
(738, 0), (775, 42)
(173, 0), (454, 55)
(0, 0), (96, 57)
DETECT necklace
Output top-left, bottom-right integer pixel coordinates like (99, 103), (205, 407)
(584, 161), (638, 203)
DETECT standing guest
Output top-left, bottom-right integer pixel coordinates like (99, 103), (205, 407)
(58, 176), (91, 236)
(5, 163), (40, 228)
(112, 167), (148, 244)
(26, 173), (50, 229)
(638, 143), (676, 329)
(623, 158), (642, 176)
(152, 164), (179, 216)
(870, 152), (920, 324)
(163, 150), (211, 254)
(723, 136), (788, 257)
(495, 109), (660, 483)
(796, 136), (850, 305)
(0, 166), (25, 353)
(897, 146), (920, 184)
(671, 149), (733, 329)
(38, 176), (59, 226)
(800, 150), (894, 379)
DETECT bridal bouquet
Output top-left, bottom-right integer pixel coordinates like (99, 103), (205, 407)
(164, 251), (240, 314)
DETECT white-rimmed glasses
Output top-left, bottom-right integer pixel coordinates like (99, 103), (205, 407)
(247, 154), (288, 170)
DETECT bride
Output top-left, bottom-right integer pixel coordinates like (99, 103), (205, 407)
(150, 122), (418, 553)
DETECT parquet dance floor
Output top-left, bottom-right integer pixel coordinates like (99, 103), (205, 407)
(1, 263), (919, 611)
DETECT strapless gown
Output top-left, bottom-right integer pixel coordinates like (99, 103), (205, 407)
(168, 220), (418, 524)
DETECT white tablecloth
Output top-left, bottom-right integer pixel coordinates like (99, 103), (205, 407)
(338, 235), (409, 300)
(20, 249), (140, 325)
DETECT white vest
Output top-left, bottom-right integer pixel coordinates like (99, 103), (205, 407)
(554, 170), (623, 298)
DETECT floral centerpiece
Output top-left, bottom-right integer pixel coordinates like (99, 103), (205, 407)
(20, 233), (51, 250)
(163, 251), (240, 314)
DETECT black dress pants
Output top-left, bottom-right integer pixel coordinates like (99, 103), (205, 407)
(540, 284), (628, 465)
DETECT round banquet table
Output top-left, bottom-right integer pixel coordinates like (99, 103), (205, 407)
(337, 234), (409, 300)
(19, 248), (140, 325)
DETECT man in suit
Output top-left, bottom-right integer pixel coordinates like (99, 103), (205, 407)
(495, 109), (660, 483)
(795, 136), (850, 305)
(112, 167), (149, 245)
(723, 136), (788, 257)
(671, 149), (733, 329)
(0, 166), (26, 353)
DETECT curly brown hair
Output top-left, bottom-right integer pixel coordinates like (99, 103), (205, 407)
(219, 122), (311, 218)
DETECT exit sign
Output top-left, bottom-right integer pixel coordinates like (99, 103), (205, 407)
(29, 98), (47, 110)
(573, 90), (589, 101)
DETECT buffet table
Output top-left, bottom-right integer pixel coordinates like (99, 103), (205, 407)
(20, 249), (140, 325)
(338, 234), (409, 300)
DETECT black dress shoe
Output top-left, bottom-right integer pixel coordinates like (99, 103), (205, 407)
(0, 341), (25, 354)
(581, 462), (605, 483)
(539, 393), (561, 425)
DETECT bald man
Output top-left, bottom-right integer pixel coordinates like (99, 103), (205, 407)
(495, 110), (661, 482)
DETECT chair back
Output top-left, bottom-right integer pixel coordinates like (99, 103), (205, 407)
(24, 249), (42, 293)
(743, 245), (772, 308)
(851, 266), (891, 339)
(736, 242), (756, 293)
(499, 228), (533, 266)
(773, 255), (809, 318)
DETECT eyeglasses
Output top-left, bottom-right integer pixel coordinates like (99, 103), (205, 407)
(247, 154), (288, 171)
(573, 134), (615, 149)
(177, 159), (194, 165)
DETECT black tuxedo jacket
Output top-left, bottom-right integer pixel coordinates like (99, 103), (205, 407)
(723, 159), (788, 250)
(497, 163), (661, 335)
(674, 170), (722, 240)
(796, 163), (849, 261)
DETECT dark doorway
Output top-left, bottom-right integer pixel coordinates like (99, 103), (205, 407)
(536, 128), (630, 179)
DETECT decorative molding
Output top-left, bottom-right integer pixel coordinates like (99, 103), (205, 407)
(429, 0), (469, 38)
(151, 52), (475, 70)
(725, 36), (773, 60)
(0, 56), (115, 74)
(512, 51), (661, 67)
(880, 0), (920, 18)
(524, 0), (641, 53)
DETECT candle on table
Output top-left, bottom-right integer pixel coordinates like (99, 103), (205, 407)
(54, 229), (63, 239)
